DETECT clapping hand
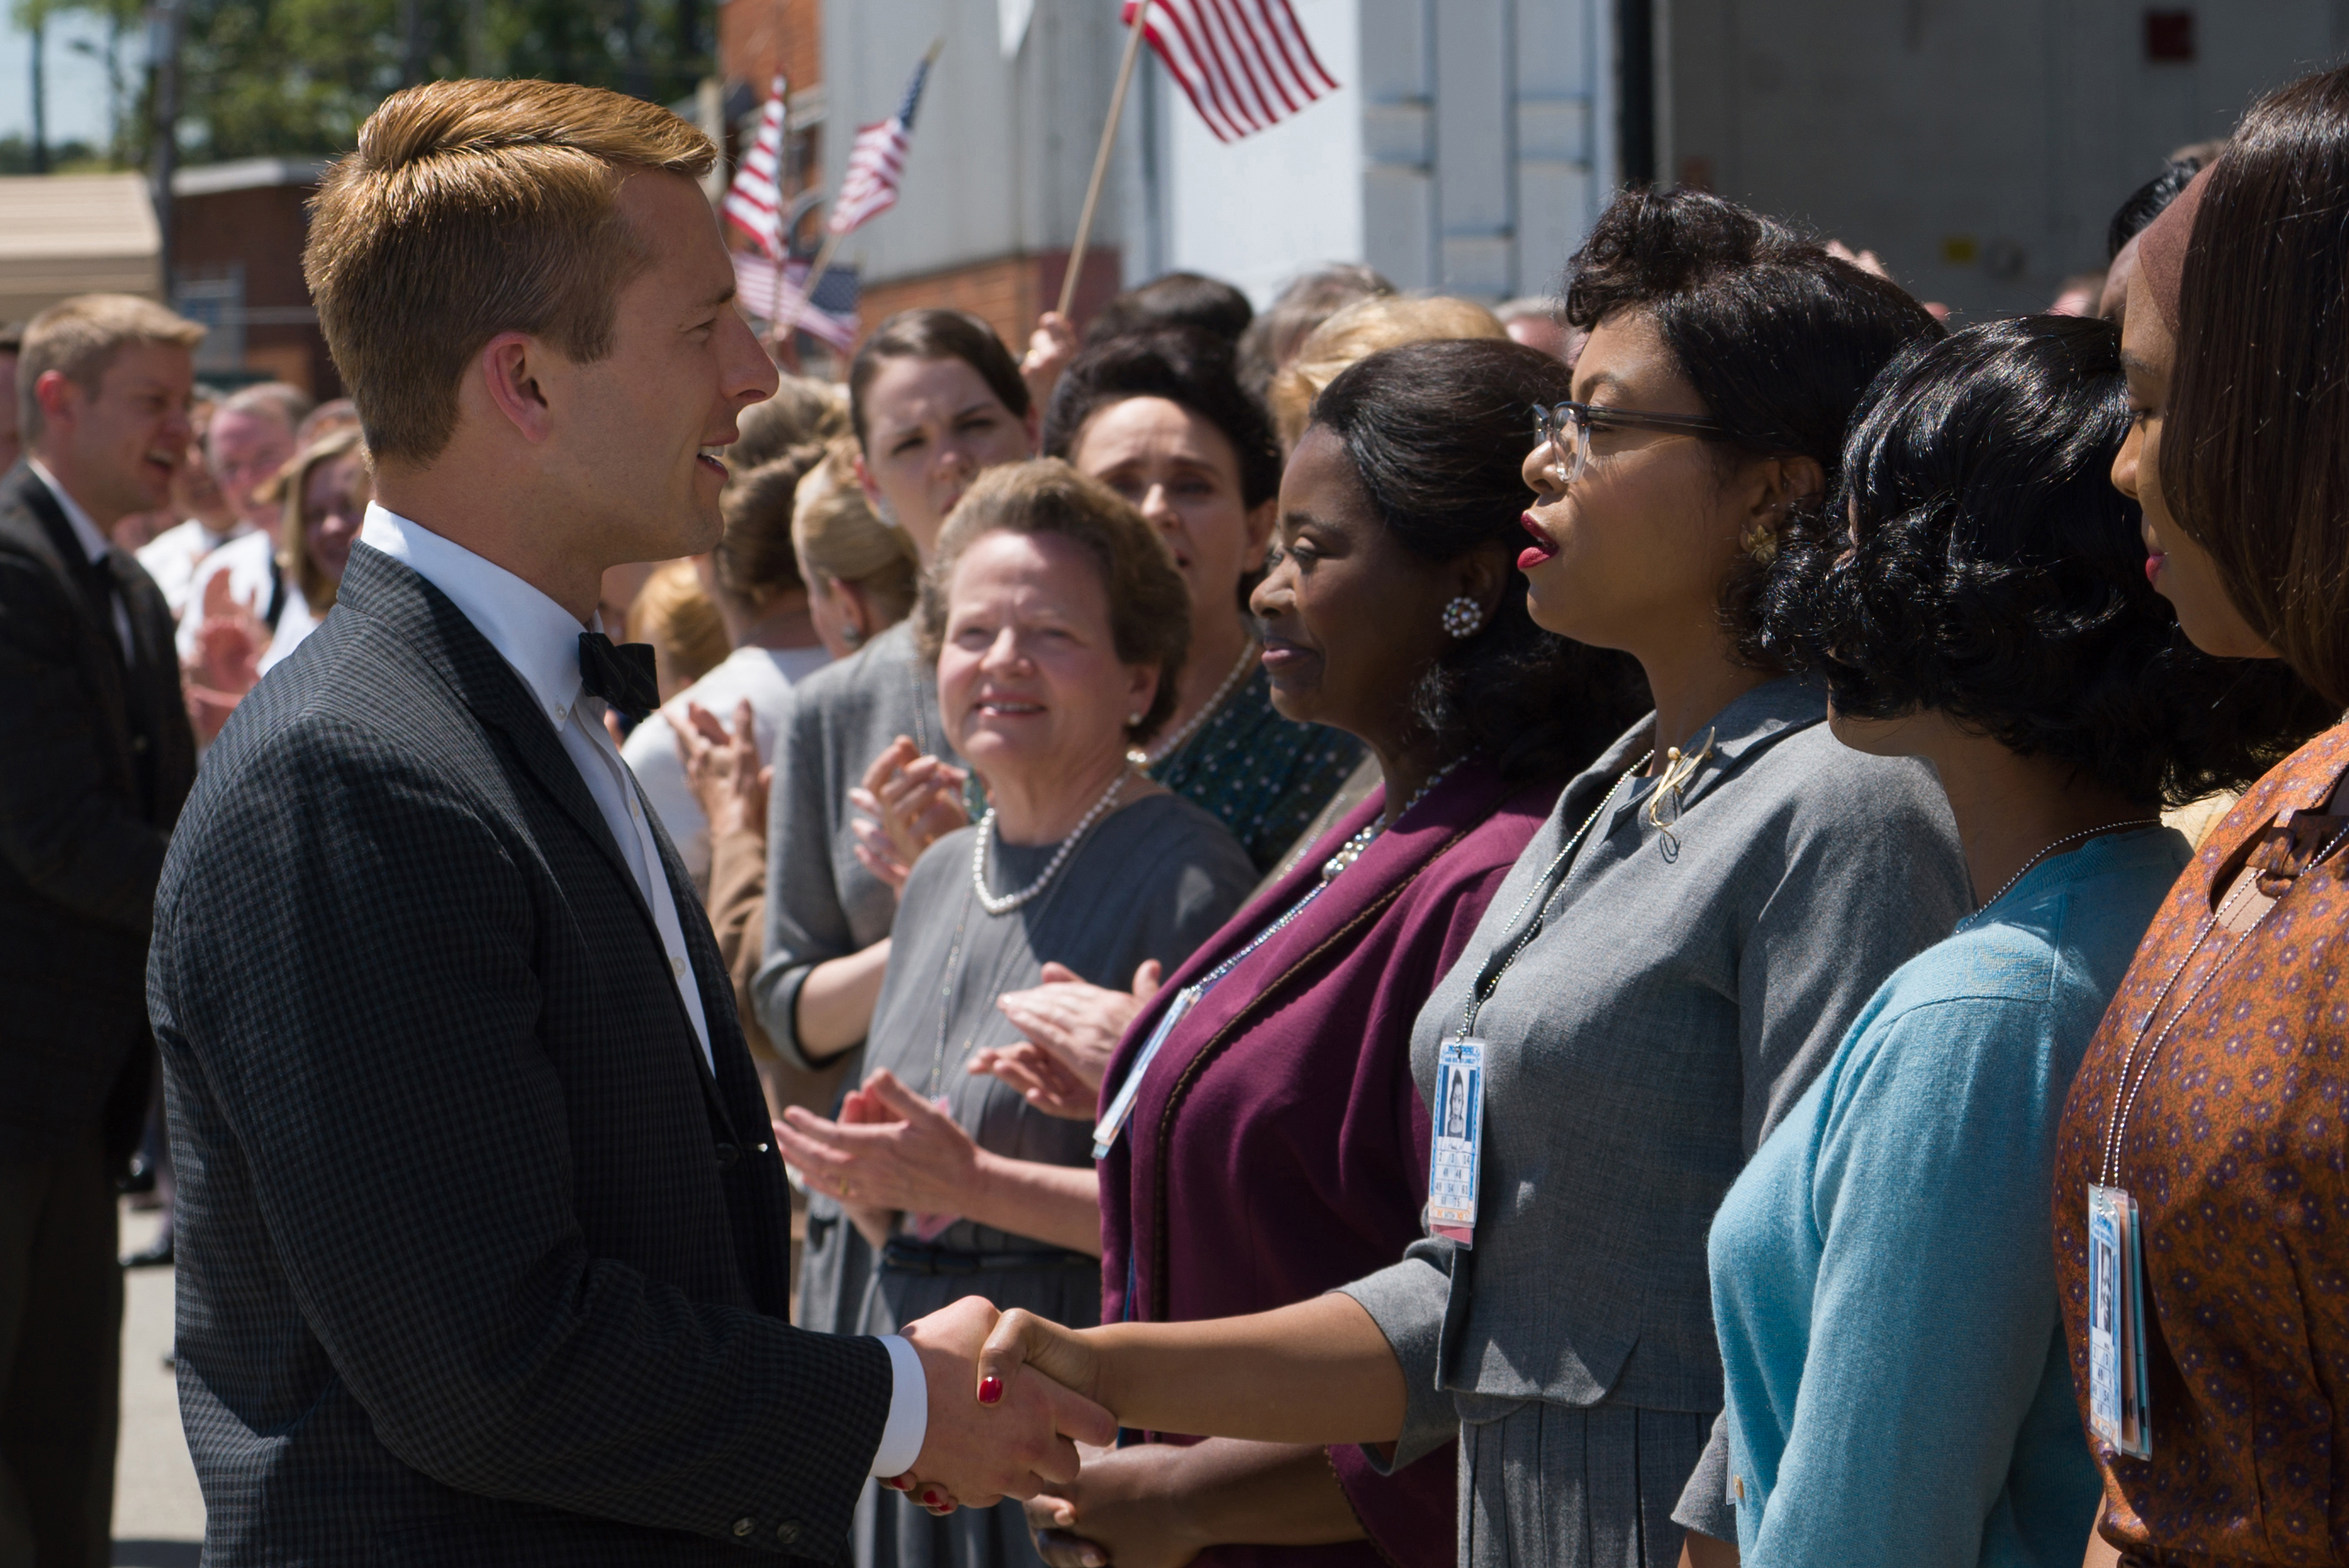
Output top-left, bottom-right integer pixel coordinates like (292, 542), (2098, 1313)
(973, 961), (1162, 1120)
(772, 1069), (980, 1220)
(182, 572), (268, 743)
(675, 699), (771, 840)
(887, 1296), (1117, 1513)
(849, 736), (973, 889)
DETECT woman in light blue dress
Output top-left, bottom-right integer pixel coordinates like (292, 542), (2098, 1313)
(1689, 315), (2324, 1566)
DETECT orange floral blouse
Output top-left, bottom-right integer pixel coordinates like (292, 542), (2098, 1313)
(2055, 720), (2349, 1565)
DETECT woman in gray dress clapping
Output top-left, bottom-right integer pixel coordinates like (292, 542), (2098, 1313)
(773, 459), (1255, 1568)
(956, 188), (1974, 1568)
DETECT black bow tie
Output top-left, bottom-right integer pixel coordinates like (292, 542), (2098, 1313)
(577, 632), (659, 724)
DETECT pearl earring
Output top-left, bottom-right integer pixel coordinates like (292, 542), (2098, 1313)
(1440, 596), (1483, 639)
(1127, 711), (1143, 726)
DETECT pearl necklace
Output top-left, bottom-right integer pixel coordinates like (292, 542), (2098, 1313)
(969, 767), (1135, 916)
(1319, 757), (1466, 881)
(1133, 639), (1257, 767)
(1975, 818), (2161, 913)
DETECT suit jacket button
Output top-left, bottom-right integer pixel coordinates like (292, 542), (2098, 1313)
(132, 735), (149, 753)
(776, 1521), (802, 1545)
(732, 1517), (755, 1537)
(715, 1143), (739, 1169)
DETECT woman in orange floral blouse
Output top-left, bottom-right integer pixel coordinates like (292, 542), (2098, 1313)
(2053, 64), (2349, 1567)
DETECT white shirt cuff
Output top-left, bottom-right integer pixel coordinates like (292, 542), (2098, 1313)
(868, 1335), (928, 1478)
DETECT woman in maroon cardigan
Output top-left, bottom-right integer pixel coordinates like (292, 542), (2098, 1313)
(1015, 339), (1645, 1568)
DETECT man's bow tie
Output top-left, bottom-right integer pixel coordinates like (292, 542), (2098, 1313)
(577, 632), (659, 725)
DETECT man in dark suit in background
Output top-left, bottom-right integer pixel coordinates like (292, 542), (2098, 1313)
(0, 293), (203, 1566)
(148, 80), (1107, 1566)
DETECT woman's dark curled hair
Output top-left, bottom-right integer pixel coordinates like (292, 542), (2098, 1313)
(1563, 187), (1945, 668)
(1756, 315), (2329, 807)
(1308, 339), (1648, 781)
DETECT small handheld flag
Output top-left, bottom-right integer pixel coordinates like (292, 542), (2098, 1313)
(1121, 0), (1338, 143)
(828, 42), (944, 238)
(732, 251), (861, 354)
(722, 76), (789, 257)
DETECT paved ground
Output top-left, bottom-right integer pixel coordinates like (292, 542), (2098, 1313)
(113, 1206), (204, 1566)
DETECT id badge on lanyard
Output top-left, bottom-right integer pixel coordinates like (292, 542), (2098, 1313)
(1427, 1035), (1488, 1246)
(1091, 986), (1200, 1159)
(2087, 1183), (2153, 1459)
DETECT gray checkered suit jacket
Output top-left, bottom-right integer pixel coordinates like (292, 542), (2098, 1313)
(149, 541), (892, 1565)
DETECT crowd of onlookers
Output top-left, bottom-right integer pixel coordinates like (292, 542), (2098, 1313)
(12, 53), (2349, 1568)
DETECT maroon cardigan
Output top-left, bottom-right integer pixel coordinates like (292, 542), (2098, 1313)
(1097, 758), (1563, 1568)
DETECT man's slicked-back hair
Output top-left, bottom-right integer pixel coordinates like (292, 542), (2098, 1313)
(1564, 186), (1944, 666)
(305, 78), (715, 466)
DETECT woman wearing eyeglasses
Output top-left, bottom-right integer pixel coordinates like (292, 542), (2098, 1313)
(918, 189), (1974, 1568)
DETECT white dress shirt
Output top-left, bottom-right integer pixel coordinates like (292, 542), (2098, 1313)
(28, 459), (134, 658)
(356, 505), (926, 1477)
(622, 642), (830, 892)
(137, 514), (252, 620)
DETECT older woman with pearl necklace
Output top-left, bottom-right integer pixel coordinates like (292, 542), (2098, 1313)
(773, 459), (1256, 1568)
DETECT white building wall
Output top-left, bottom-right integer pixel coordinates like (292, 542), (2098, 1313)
(1155, 0), (1365, 304)
(1668, 0), (2344, 320)
(822, 0), (1607, 303)
(820, 0), (1126, 283)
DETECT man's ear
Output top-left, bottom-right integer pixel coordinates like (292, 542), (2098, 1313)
(32, 368), (81, 433)
(479, 331), (556, 445)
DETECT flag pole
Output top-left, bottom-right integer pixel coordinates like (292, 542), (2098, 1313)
(781, 36), (944, 352)
(772, 228), (844, 353)
(765, 80), (791, 341)
(1058, 0), (1151, 319)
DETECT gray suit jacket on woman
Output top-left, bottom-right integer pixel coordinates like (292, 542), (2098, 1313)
(1342, 680), (1966, 1474)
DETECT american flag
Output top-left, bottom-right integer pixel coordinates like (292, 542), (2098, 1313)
(1121, 0), (1338, 143)
(732, 251), (861, 353)
(721, 76), (789, 256)
(827, 48), (938, 237)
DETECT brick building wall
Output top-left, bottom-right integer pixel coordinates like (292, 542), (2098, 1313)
(172, 173), (339, 397)
(855, 249), (1123, 358)
(719, 0), (822, 98)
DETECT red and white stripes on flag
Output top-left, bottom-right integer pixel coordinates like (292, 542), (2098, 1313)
(731, 250), (861, 353)
(1121, 0), (1337, 143)
(827, 52), (935, 236)
(721, 76), (788, 256)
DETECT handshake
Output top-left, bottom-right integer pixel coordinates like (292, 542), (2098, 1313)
(886, 1296), (1108, 1514)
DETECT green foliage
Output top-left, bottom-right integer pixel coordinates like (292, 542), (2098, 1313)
(166, 0), (713, 164)
(0, 132), (97, 172)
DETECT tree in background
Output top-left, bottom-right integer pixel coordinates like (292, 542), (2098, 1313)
(11, 0), (59, 172)
(155, 0), (712, 164)
(64, 0), (141, 165)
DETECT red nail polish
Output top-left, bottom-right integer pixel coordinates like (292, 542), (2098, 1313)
(978, 1375), (1004, 1406)
(922, 1489), (943, 1508)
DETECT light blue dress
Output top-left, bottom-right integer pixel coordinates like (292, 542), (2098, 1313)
(1701, 827), (2189, 1567)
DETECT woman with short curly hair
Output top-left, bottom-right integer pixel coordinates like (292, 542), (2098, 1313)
(1708, 313), (2324, 1568)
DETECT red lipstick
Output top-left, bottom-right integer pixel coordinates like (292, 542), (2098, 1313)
(1519, 512), (1561, 570)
